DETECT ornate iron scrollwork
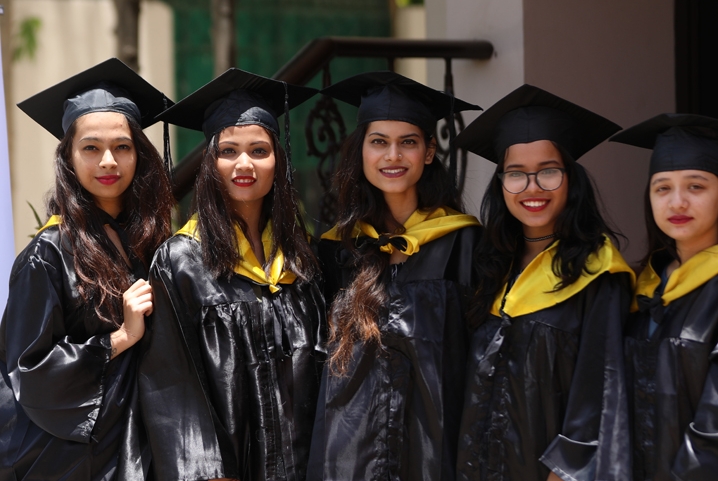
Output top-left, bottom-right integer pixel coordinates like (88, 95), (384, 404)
(305, 94), (347, 231)
(434, 112), (468, 195)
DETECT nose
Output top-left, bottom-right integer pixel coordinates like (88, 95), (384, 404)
(524, 173), (542, 192)
(235, 152), (253, 171)
(385, 143), (401, 161)
(668, 188), (689, 210)
(99, 149), (117, 169)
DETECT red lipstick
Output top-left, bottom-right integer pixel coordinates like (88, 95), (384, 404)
(232, 176), (256, 187)
(96, 175), (120, 185)
(668, 215), (693, 225)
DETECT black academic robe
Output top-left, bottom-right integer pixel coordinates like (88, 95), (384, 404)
(307, 225), (479, 481)
(625, 250), (718, 481)
(0, 225), (143, 481)
(457, 252), (633, 481)
(135, 234), (325, 481)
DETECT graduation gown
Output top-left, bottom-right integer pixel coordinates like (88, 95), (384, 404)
(457, 238), (634, 481)
(0, 222), (144, 481)
(136, 229), (325, 481)
(307, 223), (480, 481)
(625, 247), (718, 481)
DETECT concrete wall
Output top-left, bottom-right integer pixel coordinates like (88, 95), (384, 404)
(428, 0), (675, 263)
(8, 0), (173, 253)
(427, 0), (524, 217)
(523, 0), (675, 263)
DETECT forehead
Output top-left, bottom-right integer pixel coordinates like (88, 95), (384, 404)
(650, 169), (718, 183)
(218, 123), (272, 142)
(364, 120), (424, 137)
(503, 139), (564, 169)
(73, 111), (131, 137)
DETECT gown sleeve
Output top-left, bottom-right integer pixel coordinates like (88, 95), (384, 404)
(540, 272), (633, 481)
(139, 245), (238, 481)
(672, 341), (718, 481)
(2, 239), (112, 443)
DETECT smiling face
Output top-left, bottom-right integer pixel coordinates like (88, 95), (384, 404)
(216, 124), (276, 220)
(501, 140), (569, 238)
(362, 120), (435, 203)
(71, 111), (137, 217)
(649, 169), (718, 255)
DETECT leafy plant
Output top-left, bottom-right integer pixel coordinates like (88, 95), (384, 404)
(27, 201), (44, 237)
(13, 17), (42, 62)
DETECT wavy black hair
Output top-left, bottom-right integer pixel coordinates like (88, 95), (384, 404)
(469, 141), (622, 328)
(328, 122), (463, 374)
(192, 128), (319, 282)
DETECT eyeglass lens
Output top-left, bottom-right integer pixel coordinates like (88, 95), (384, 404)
(500, 168), (564, 194)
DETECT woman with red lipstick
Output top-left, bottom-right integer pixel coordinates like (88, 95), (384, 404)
(306, 72), (481, 481)
(131, 70), (324, 481)
(612, 114), (718, 481)
(0, 59), (173, 481)
(455, 85), (634, 481)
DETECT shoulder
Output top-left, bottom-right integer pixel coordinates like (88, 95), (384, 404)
(9, 226), (67, 281)
(152, 234), (202, 271)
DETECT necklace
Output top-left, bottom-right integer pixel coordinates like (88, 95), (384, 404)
(523, 233), (556, 242)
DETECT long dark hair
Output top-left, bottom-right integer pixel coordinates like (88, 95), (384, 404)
(192, 127), (318, 282)
(47, 116), (174, 326)
(328, 122), (462, 374)
(469, 142), (621, 328)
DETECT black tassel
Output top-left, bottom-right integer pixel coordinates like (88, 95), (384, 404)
(282, 81), (293, 184)
(448, 94), (457, 191)
(162, 96), (173, 179)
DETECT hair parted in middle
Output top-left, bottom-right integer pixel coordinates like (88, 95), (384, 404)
(192, 127), (319, 282)
(327, 122), (462, 375)
(468, 141), (622, 330)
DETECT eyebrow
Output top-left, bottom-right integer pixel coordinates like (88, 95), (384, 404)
(366, 131), (421, 139)
(79, 136), (133, 143)
(504, 159), (561, 170)
(651, 173), (711, 185)
(218, 140), (271, 147)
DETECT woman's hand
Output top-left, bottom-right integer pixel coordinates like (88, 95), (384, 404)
(110, 279), (152, 359)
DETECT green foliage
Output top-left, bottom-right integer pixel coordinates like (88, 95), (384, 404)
(26, 201), (44, 238)
(13, 17), (42, 62)
(396, 0), (423, 6)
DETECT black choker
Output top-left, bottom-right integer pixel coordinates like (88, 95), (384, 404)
(524, 233), (556, 242)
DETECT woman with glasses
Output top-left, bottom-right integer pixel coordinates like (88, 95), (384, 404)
(612, 114), (718, 481)
(455, 85), (634, 481)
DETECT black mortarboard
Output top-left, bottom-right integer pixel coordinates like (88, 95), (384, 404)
(454, 84), (621, 164)
(157, 68), (318, 141)
(157, 69), (317, 183)
(610, 113), (718, 177)
(321, 71), (480, 135)
(17, 58), (172, 140)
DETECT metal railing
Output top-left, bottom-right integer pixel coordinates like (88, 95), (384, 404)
(171, 36), (494, 226)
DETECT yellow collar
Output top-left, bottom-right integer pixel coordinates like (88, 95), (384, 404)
(176, 215), (296, 293)
(37, 215), (62, 235)
(321, 206), (480, 256)
(491, 237), (635, 318)
(632, 246), (718, 311)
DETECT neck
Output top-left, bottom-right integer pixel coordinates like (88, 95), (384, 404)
(234, 200), (264, 249)
(95, 199), (121, 219)
(675, 231), (718, 264)
(383, 189), (418, 227)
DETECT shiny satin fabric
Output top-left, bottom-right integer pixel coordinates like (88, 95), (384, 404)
(130, 235), (325, 481)
(0, 225), (144, 481)
(625, 251), (718, 481)
(307, 226), (480, 481)
(457, 271), (633, 481)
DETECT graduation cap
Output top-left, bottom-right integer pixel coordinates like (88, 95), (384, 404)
(17, 58), (172, 140)
(157, 68), (318, 183)
(454, 84), (621, 164)
(321, 71), (481, 187)
(610, 113), (718, 177)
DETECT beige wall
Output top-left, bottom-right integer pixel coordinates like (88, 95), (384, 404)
(8, 0), (173, 253)
(523, 0), (675, 263)
(394, 5), (428, 85)
(427, 0), (525, 216)
(428, 0), (675, 263)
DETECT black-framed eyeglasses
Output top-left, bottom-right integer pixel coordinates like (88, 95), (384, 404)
(497, 168), (566, 194)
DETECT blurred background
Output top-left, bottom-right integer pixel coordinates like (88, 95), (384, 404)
(1, 0), (716, 266)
